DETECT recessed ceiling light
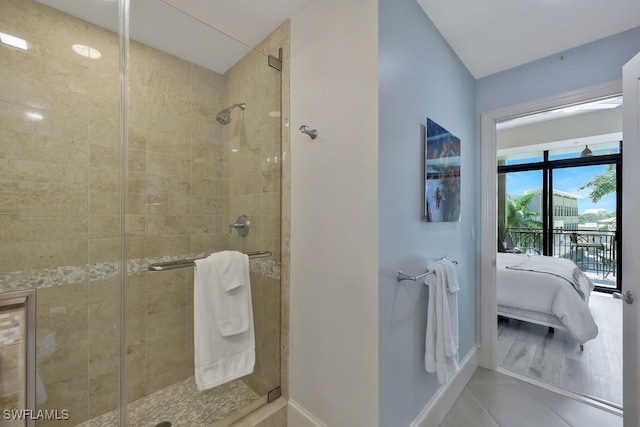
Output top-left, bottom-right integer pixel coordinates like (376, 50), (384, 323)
(231, 148), (239, 153)
(72, 44), (102, 59)
(0, 32), (28, 50)
(25, 111), (43, 121)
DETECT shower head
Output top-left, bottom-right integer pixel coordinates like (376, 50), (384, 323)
(216, 103), (246, 125)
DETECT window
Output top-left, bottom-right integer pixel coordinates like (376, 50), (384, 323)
(498, 141), (621, 292)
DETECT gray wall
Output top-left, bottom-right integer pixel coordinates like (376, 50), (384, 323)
(378, 0), (477, 425)
(290, 0), (380, 425)
(477, 26), (640, 113)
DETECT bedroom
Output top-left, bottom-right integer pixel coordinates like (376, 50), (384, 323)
(495, 95), (623, 409)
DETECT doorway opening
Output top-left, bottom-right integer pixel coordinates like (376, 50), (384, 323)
(481, 87), (624, 410)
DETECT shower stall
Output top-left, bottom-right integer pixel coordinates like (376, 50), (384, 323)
(0, 0), (286, 425)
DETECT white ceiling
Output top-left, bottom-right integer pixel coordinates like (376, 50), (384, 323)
(34, 0), (640, 78)
(36, 0), (311, 74)
(497, 98), (623, 158)
(417, 0), (640, 78)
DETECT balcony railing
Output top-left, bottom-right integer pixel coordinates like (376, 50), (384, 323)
(506, 227), (617, 287)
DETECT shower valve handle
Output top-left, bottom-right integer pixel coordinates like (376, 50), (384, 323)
(228, 215), (250, 237)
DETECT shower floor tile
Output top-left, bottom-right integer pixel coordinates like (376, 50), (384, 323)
(78, 377), (261, 427)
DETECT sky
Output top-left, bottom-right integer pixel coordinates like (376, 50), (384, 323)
(506, 164), (617, 214)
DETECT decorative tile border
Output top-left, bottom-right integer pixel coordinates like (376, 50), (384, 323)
(248, 258), (281, 280)
(0, 266), (87, 293)
(0, 253), (280, 294)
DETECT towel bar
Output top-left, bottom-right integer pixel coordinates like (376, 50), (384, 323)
(397, 259), (458, 282)
(148, 251), (272, 272)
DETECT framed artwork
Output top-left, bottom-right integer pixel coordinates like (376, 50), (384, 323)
(425, 118), (461, 222)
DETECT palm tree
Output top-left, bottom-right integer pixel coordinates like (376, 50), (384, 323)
(501, 193), (543, 249)
(506, 193), (542, 230)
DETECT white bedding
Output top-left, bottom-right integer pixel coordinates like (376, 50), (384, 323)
(497, 253), (599, 344)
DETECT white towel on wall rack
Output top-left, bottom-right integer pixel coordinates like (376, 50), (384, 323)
(424, 258), (460, 384)
(194, 251), (255, 391)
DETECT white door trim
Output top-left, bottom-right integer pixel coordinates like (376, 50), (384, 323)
(478, 80), (623, 369)
(621, 52), (640, 427)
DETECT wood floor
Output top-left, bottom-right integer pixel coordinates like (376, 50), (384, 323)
(497, 292), (622, 407)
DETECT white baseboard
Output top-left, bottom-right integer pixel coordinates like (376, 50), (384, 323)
(410, 345), (479, 427)
(288, 399), (327, 427)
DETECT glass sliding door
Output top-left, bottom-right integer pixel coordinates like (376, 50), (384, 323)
(498, 170), (544, 254)
(498, 141), (621, 292)
(552, 164), (618, 290)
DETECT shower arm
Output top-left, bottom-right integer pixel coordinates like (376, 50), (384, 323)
(299, 125), (318, 139)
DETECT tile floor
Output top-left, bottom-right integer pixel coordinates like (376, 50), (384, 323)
(440, 368), (622, 427)
(78, 377), (261, 427)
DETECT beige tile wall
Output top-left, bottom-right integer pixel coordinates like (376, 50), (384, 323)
(0, 0), (93, 276)
(124, 36), (226, 407)
(222, 49), (282, 261)
(36, 282), (90, 426)
(1, 0), (286, 425)
(1, 1), (113, 424)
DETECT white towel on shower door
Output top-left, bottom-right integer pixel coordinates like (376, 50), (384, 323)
(194, 251), (255, 391)
(424, 259), (460, 384)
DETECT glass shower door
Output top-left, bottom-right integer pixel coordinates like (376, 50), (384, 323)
(1, 0), (123, 425)
(124, 2), (283, 425)
(2, 1), (284, 425)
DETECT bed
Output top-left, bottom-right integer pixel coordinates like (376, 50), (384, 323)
(497, 253), (599, 350)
